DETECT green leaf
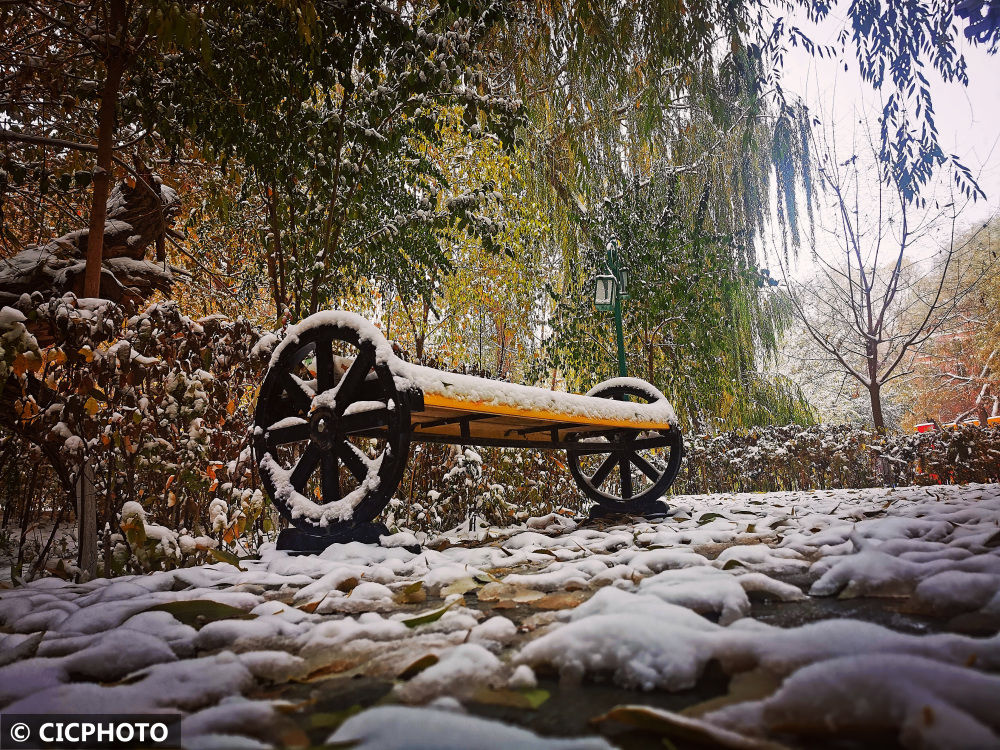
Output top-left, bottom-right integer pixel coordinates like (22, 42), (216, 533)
(401, 600), (457, 628)
(398, 653), (439, 679)
(722, 559), (746, 570)
(209, 548), (246, 570)
(697, 513), (726, 525)
(307, 705), (364, 731)
(471, 687), (550, 709)
(144, 599), (256, 628)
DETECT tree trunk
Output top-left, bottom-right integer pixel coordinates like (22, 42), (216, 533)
(76, 460), (98, 580)
(83, 43), (126, 298)
(866, 337), (886, 432)
(869, 382), (885, 432)
(264, 184), (285, 322)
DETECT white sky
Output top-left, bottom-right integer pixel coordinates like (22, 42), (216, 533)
(771, 7), (1000, 271)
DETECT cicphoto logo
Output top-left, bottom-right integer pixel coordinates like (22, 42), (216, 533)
(1, 714), (180, 749)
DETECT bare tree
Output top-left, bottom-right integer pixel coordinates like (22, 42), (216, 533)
(779, 119), (994, 431)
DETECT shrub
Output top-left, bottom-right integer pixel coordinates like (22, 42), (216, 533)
(1, 293), (270, 578)
(673, 424), (1000, 494)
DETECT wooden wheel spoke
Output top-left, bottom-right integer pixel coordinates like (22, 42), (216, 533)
(334, 346), (375, 414)
(282, 373), (313, 414)
(590, 453), (617, 488)
(268, 421), (310, 446)
(619, 457), (634, 499)
(289, 442), (321, 492)
(630, 452), (661, 482)
(339, 442), (370, 482)
(315, 339), (334, 393)
(321, 450), (341, 501)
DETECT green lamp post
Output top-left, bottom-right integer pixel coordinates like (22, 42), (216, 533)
(593, 241), (629, 378)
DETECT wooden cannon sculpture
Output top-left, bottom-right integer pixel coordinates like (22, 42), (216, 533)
(253, 311), (683, 548)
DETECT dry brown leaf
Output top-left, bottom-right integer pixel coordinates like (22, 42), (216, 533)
(592, 705), (789, 750)
(532, 591), (589, 610)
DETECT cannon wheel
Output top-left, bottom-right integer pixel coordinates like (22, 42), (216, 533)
(566, 381), (683, 513)
(253, 321), (410, 532)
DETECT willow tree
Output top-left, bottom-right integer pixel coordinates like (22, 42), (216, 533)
(505, 10), (817, 429)
(138, 0), (521, 323)
(487, 0), (991, 430)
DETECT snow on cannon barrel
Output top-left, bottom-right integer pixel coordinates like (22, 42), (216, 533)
(253, 311), (683, 551)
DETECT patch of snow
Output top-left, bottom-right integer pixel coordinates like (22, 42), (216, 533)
(328, 705), (614, 749)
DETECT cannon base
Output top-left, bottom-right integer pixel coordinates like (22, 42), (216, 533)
(276, 522), (390, 553)
(587, 499), (671, 522)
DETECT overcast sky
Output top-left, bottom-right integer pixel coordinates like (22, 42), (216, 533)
(769, 8), (1000, 272)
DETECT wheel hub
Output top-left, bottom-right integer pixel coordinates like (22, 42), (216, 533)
(310, 406), (336, 446)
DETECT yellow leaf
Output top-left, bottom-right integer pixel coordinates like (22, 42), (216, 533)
(78, 347), (94, 362)
(13, 352), (41, 376)
(84, 397), (100, 416)
(15, 399), (39, 419)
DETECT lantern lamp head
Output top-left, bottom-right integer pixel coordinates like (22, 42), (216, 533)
(594, 274), (618, 310)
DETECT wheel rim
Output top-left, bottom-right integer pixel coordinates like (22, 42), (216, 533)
(253, 322), (410, 530)
(567, 383), (682, 512)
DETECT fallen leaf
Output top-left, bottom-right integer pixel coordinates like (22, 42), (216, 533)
(592, 705), (789, 749)
(393, 580), (426, 604)
(307, 705), (364, 731)
(398, 653), (439, 680)
(681, 668), (782, 717)
(532, 591), (588, 610)
(337, 577), (360, 593)
(297, 657), (366, 683)
(477, 582), (546, 603)
(471, 687), (550, 709)
(144, 599), (255, 628)
(277, 727), (310, 749)
(441, 577), (479, 596)
(402, 600), (458, 628)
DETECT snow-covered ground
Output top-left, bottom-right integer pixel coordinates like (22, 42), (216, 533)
(2, 483), (999, 749)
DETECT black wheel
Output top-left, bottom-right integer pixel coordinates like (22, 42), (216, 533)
(253, 318), (410, 531)
(566, 380), (683, 513)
